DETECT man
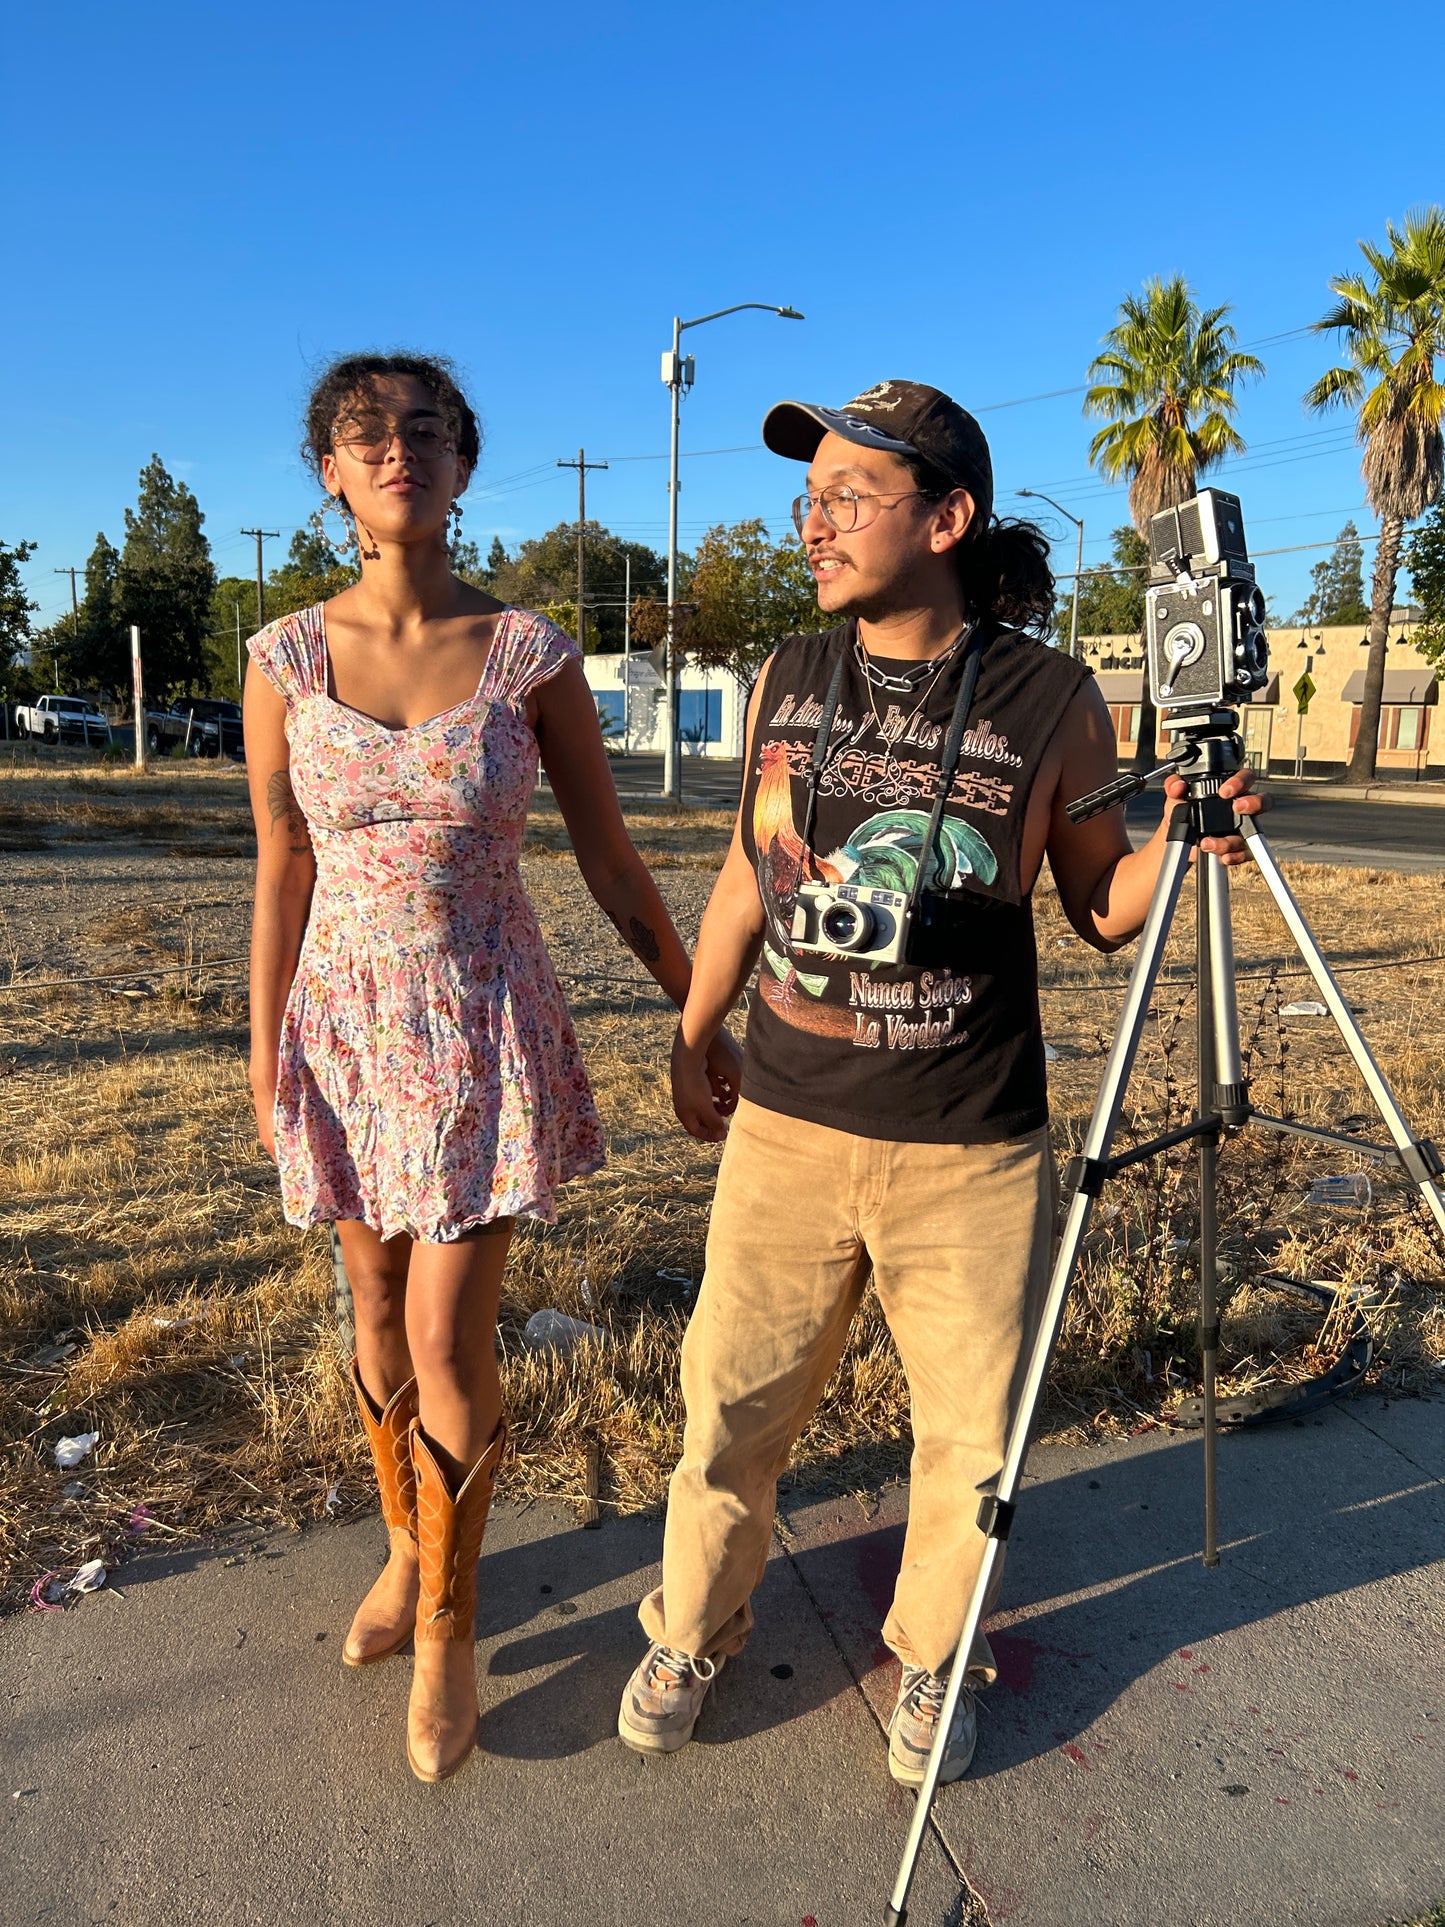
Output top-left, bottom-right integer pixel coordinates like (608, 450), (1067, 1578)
(617, 380), (1259, 1784)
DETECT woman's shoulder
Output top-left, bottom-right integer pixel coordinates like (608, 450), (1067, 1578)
(486, 606), (582, 704)
(246, 604), (326, 702)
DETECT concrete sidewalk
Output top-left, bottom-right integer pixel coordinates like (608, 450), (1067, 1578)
(3, 1391), (1442, 1927)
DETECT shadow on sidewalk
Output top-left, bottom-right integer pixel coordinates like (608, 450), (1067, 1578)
(781, 1402), (1444, 1780)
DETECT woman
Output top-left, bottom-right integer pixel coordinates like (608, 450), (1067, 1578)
(245, 351), (737, 1783)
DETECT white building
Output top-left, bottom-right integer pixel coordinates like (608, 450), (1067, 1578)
(580, 652), (748, 759)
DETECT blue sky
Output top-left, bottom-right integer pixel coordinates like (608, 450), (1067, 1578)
(6, 0), (1440, 636)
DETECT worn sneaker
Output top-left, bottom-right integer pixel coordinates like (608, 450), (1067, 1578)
(887, 1665), (978, 1786)
(617, 1642), (723, 1755)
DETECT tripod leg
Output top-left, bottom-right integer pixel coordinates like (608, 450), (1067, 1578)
(1195, 853), (1245, 1569)
(1240, 820), (1445, 1238)
(883, 823), (1195, 1927)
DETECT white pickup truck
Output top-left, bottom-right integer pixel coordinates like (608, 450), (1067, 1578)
(14, 693), (111, 745)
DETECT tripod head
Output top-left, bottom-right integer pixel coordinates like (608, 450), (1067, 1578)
(1065, 707), (1245, 825)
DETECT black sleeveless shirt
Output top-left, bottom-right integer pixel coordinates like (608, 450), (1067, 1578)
(739, 620), (1092, 1144)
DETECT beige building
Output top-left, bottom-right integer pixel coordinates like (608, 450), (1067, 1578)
(1079, 618), (1440, 779)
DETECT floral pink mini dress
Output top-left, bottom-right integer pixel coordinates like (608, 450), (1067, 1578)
(248, 604), (605, 1242)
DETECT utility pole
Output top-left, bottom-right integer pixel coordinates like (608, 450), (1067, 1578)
(556, 449), (608, 650)
(53, 566), (81, 689)
(660, 302), (804, 799)
(623, 553), (631, 754)
(241, 528), (280, 631)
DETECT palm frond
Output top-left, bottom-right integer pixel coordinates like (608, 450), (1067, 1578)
(1305, 364), (1366, 413)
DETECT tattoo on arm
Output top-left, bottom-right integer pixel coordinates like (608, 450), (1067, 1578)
(608, 909), (661, 965)
(265, 769), (312, 855)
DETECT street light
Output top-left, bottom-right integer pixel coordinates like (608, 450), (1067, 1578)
(661, 301), (804, 801)
(1017, 489), (1085, 660)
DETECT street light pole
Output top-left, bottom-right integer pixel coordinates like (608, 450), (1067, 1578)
(661, 301), (804, 801)
(1018, 489), (1084, 659)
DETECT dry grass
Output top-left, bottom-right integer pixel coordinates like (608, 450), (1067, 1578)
(2, 754), (1442, 1607)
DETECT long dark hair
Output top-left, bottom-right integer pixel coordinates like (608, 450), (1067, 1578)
(901, 451), (1056, 637)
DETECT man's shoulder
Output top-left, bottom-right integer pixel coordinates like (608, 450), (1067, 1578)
(989, 625), (1095, 689)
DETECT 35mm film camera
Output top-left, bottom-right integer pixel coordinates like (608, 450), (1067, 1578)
(1145, 489), (1270, 714)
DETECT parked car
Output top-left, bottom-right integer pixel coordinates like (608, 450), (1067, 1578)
(145, 696), (245, 760)
(14, 693), (111, 745)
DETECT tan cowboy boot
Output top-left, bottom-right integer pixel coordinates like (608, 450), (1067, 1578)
(342, 1361), (420, 1667)
(406, 1416), (507, 1783)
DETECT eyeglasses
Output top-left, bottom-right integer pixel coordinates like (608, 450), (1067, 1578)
(332, 413), (457, 463)
(790, 484), (937, 537)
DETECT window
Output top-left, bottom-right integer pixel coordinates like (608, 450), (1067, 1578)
(679, 689), (722, 744)
(1349, 705), (1432, 752)
(594, 692), (625, 739)
(1108, 703), (1139, 746)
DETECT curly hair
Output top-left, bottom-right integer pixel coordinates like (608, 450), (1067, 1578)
(900, 450), (1056, 637)
(301, 352), (482, 506)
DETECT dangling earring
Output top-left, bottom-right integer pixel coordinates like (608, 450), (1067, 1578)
(355, 519), (381, 562)
(449, 498), (464, 563)
(316, 496), (354, 557)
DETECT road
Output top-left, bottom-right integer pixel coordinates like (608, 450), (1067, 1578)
(597, 757), (1445, 870)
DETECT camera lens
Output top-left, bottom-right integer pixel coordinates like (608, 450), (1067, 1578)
(820, 898), (874, 951)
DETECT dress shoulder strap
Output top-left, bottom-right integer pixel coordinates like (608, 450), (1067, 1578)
(246, 605), (328, 706)
(484, 609), (581, 709)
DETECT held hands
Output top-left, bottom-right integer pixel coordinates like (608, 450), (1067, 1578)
(672, 1024), (743, 1144)
(1162, 766), (1267, 867)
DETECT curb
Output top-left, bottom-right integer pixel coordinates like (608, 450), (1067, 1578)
(1259, 779), (1445, 808)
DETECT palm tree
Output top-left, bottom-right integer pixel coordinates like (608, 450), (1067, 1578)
(1305, 206), (1445, 785)
(1085, 276), (1264, 769)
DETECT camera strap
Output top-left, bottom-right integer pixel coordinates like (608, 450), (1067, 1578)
(906, 623), (989, 921)
(796, 637), (852, 874)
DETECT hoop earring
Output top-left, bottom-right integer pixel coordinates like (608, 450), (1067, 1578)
(315, 497), (354, 557)
(449, 498), (464, 562)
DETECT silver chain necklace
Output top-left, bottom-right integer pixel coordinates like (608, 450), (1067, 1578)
(853, 626), (968, 695)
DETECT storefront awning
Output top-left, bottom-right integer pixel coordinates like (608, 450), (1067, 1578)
(1340, 670), (1439, 704)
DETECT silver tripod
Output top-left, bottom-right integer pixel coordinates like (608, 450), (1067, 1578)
(884, 720), (1445, 1926)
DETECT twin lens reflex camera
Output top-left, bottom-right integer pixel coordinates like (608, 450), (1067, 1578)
(1144, 488), (1270, 717)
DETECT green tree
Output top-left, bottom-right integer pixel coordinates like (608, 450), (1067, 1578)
(0, 539), (39, 682)
(1060, 525), (1147, 640)
(61, 533), (126, 695)
(489, 521), (667, 651)
(1406, 498), (1445, 680)
(684, 518), (820, 691)
(1292, 520), (1370, 628)
(1085, 276), (1263, 766)
(117, 456), (217, 697)
(452, 536), (486, 585)
(1305, 205), (1445, 782)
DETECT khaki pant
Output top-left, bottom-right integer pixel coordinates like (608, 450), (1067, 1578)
(640, 1098), (1054, 1681)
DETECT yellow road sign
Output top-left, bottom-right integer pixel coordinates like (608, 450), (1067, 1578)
(1293, 671), (1316, 715)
